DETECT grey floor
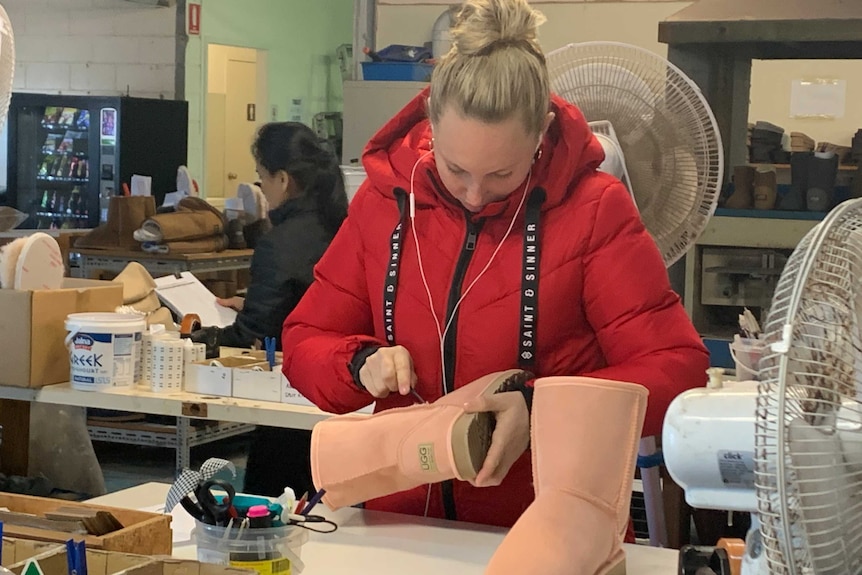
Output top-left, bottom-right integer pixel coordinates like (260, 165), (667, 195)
(95, 432), (252, 494)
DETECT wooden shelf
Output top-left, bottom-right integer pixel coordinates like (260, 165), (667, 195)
(748, 162), (858, 171)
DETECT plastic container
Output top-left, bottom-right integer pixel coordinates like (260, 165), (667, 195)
(729, 335), (765, 381)
(339, 165), (366, 203)
(432, 7), (456, 59)
(194, 520), (310, 575)
(64, 312), (146, 391)
(361, 62), (434, 82)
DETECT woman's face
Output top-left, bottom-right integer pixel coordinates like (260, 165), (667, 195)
(255, 162), (289, 208)
(432, 107), (543, 212)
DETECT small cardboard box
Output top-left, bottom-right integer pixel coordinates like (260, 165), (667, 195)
(119, 557), (254, 575)
(5, 547), (255, 575)
(232, 362), (283, 403)
(280, 373), (317, 408)
(0, 493), (171, 556)
(1, 537), (62, 567)
(0, 278), (124, 387)
(184, 356), (262, 397)
(7, 547), (154, 575)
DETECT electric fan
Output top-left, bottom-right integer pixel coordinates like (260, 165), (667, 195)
(0, 3), (13, 132)
(547, 41), (722, 267)
(664, 197), (862, 575)
(0, 4), (23, 232)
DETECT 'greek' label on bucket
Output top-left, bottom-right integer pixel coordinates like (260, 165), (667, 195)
(230, 558), (292, 575)
(70, 331), (137, 389)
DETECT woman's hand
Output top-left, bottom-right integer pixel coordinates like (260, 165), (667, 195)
(359, 345), (418, 398)
(463, 391), (530, 487)
(216, 296), (245, 312)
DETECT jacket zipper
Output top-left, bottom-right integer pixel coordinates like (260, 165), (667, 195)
(440, 215), (482, 521)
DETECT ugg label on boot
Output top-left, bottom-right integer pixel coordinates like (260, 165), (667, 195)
(419, 443), (437, 473)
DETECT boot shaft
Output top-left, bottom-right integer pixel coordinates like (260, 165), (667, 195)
(531, 377), (648, 535)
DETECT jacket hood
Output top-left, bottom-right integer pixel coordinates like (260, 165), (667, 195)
(361, 86), (606, 215)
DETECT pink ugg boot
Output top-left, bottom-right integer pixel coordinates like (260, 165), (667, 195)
(310, 369), (531, 510)
(485, 377), (648, 575)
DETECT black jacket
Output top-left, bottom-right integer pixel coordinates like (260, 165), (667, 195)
(202, 195), (336, 349)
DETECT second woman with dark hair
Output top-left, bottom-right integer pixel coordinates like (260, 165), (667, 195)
(191, 121), (348, 495)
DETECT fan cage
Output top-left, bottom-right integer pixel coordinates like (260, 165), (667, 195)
(546, 41), (722, 267)
(0, 4), (14, 135)
(756, 198), (862, 575)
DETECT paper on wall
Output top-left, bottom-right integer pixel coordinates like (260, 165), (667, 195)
(131, 174), (153, 196)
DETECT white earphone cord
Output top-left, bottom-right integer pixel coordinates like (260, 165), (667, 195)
(408, 149), (532, 397)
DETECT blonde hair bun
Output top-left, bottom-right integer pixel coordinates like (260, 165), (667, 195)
(451, 0), (546, 57)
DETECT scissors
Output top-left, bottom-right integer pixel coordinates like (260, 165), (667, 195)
(179, 479), (236, 525)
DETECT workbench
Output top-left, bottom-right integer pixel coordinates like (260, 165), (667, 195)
(88, 482), (680, 574)
(72, 248), (254, 279)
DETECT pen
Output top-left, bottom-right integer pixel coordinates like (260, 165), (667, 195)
(301, 489), (326, 516)
(293, 492), (308, 515)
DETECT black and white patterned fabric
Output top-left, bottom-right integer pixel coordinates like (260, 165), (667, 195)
(164, 457), (236, 513)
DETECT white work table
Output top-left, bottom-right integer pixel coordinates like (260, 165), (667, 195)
(0, 381), (334, 475)
(88, 483), (678, 574)
(0, 382), (329, 430)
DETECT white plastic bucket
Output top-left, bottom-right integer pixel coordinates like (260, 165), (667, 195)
(729, 336), (766, 381)
(65, 312), (146, 391)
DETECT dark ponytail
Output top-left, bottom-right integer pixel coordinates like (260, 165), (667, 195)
(251, 122), (348, 236)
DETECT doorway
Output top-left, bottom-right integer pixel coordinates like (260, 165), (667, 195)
(205, 44), (268, 206)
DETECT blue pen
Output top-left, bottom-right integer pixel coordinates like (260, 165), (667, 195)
(264, 337), (276, 368)
(301, 489), (326, 516)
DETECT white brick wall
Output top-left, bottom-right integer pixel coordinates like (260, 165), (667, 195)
(4, 0), (177, 99)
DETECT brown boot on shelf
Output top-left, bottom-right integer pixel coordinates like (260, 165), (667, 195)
(137, 197), (226, 243)
(118, 196), (157, 250)
(76, 196), (156, 250)
(725, 166), (755, 209)
(753, 165), (777, 210)
(75, 196), (122, 249)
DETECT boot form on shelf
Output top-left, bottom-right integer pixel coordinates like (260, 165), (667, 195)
(753, 165), (777, 210)
(76, 196), (156, 250)
(777, 152), (811, 210)
(485, 377), (648, 575)
(724, 166), (755, 209)
(806, 151), (839, 212)
(75, 196), (122, 249)
(310, 369), (531, 511)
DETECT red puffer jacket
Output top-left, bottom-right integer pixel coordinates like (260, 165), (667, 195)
(283, 87), (708, 528)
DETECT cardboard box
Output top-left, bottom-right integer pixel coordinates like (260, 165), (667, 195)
(120, 557), (253, 575)
(184, 356), (262, 397)
(232, 362), (283, 403)
(6, 549), (253, 575)
(0, 493), (171, 556)
(7, 547), (154, 575)
(1, 538), (62, 566)
(280, 374), (317, 408)
(0, 278), (123, 387)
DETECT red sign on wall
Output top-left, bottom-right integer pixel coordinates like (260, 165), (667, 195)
(188, 3), (201, 35)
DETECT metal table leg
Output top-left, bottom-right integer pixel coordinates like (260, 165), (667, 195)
(176, 416), (192, 476)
